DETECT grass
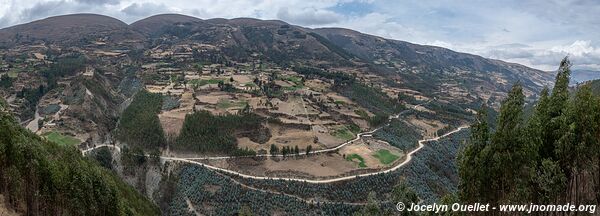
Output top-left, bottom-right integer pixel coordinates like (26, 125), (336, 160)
(189, 79), (223, 88)
(284, 76), (303, 85)
(354, 109), (369, 119)
(331, 124), (360, 140)
(7, 70), (19, 78)
(282, 76), (304, 91)
(372, 149), (400, 165)
(217, 99), (247, 109)
(331, 126), (356, 140)
(346, 154), (367, 168)
(43, 131), (81, 146)
(283, 85), (304, 91)
(244, 82), (258, 88)
(334, 100), (346, 105)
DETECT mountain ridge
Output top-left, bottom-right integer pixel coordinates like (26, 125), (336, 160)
(0, 13), (548, 74)
(0, 13), (554, 108)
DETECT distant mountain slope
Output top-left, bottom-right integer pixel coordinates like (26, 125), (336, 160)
(130, 16), (353, 66)
(130, 14), (207, 36)
(571, 69), (600, 84)
(312, 28), (554, 96)
(0, 14), (143, 46)
(0, 13), (553, 101)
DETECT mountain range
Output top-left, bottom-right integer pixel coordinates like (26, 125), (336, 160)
(0, 13), (554, 100)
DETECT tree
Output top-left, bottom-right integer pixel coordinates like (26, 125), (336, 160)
(535, 159), (566, 203)
(458, 105), (490, 202)
(354, 192), (381, 216)
(239, 205), (253, 216)
(391, 182), (418, 216)
(306, 145), (312, 155)
(116, 90), (166, 150)
(482, 83), (532, 203)
(555, 84), (600, 203)
(457, 57), (600, 206)
(282, 146), (288, 157)
(92, 147), (113, 169)
(435, 193), (464, 216)
(540, 57), (571, 160)
(270, 144), (279, 156)
(527, 87), (550, 161)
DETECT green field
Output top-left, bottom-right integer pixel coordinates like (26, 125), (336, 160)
(346, 154), (367, 167)
(372, 149), (400, 164)
(189, 79), (223, 88)
(284, 75), (303, 85)
(334, 100), (346, 105)
(282, 76), (304, 91)
(7, 70), (19, 78)
(43, 131), (81, 146)
(244, 82), (258, 88)
(331, 124), (360, 140)
(331, 126), (356, 140)
(217, 99), (247, 109)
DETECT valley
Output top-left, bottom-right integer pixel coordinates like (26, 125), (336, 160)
(2, 12), (585, 216)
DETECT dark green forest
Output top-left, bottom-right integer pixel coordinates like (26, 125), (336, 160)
(174, 111), (265, 154)
(116, 90), (166, 150)
(458, 57), (600, 209)
(0, 101), (159, 216)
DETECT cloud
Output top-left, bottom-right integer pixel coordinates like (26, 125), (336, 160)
(75, 0), (120, 5)
(476, 41), (600, 71)
(121, 3), (172, 17)
(276, 7), (342, 26)
(19, 1), (75, 22)
(550, 40), (598, 57)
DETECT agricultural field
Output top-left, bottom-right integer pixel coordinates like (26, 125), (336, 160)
(43, 131), (81, 146)
(346, 154), (367, 168)
(372, 149), (399, 165)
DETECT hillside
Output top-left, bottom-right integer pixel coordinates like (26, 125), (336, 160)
(0, 14), (143, 47)
(312, 28), (553, 99)
(571, 69), (600, 84)
(130, 14), (207, 36)
(0, 101), (159, 215)
(589, 79), (600, 95)
(0, 13), (562, 215)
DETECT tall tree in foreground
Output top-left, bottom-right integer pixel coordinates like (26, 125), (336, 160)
(488, 83), (535, 202)
(541, 57), (572, 160)
(458, 57), (600, 208)
(556, 84), (600, 204)
(458, 105), (490, 202)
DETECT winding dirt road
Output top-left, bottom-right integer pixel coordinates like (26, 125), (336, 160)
(81, 126), (468, 183)
(81, 100), (471, 183)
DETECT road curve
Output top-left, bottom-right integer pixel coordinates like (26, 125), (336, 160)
(165, 126), (468, 183)
(175, 102), (428, 160)
(82, 125), (469, 184)
(80, 100), (472, 183)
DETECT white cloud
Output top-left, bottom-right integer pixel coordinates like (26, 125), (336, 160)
(550, 40), (598, 57)
(121, 2), (171, 17)
(276, 7), (342, 26)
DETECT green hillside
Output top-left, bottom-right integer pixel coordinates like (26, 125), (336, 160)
(0, 102), (159, 216)
(590, 79), (600, 95)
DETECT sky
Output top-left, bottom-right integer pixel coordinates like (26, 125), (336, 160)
(0, 0), (599, 71)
